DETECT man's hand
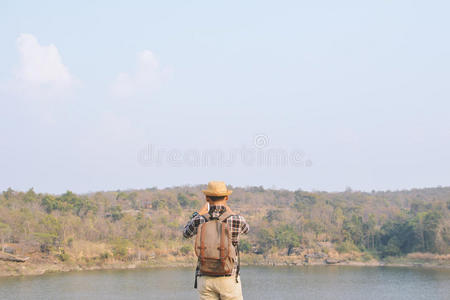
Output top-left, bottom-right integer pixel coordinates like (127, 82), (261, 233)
(198, 202), (209, 215)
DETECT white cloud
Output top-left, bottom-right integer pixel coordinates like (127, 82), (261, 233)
(110, 50), (168, 98)
(1, 33), (76, 99)
(16, 33), (73, 86)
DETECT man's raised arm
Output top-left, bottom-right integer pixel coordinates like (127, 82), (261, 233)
(182, 203), (209, 238)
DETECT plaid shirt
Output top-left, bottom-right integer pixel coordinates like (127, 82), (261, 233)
(183, 205), (249, 276)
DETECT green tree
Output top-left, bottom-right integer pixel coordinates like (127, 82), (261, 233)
(275, 224), (301, 255)
(239, 239), (251, 253)
(107, 206), (123, 221)
(257, 228), (276, 254)
(343, 215), (364, 248)
(23, 188), (38, 203)
(0, 222), (11, 252)
(41, 195), (58, 213)
(177, 193), (190, 208)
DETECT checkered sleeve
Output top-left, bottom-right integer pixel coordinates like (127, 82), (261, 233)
(183, 214), (207, 238)
(240, 216), (249, 234)
(227, 215), (249, 243)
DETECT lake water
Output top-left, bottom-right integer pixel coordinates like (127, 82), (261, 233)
(0, 266), (449, 300)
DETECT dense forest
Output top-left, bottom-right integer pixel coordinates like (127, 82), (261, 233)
(0, 185), (449, 268)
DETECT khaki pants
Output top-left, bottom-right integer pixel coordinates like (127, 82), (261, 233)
(197, 275), (243, 300)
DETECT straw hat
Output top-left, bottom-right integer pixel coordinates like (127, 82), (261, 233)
(202, 181), (232, 196)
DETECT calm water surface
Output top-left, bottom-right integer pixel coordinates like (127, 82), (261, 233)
(0, 266), (449, 300)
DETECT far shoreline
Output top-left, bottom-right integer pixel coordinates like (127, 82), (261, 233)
(1, 258), (449, 278)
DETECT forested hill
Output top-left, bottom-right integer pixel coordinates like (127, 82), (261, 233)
(0, 186), (449, 268)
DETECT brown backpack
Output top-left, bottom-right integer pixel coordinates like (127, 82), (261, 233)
(194, 211), (239, 287)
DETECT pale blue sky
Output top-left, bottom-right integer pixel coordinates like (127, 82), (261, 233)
(1, 1), (449, 194)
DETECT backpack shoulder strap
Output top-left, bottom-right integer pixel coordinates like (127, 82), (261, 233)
(201, 213), (211, 222)
(218, 210), (234, 222)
